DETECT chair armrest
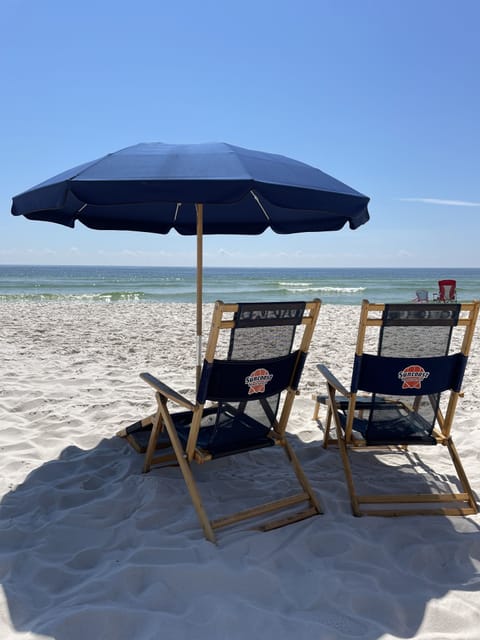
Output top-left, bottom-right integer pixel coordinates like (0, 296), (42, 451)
(140, 372), (196, 411)
(316, 364), (351, 398)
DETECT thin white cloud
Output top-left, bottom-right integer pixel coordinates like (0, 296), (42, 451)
(400, 198), (480, 207)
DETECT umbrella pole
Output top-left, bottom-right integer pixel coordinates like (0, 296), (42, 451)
(195, 203), (203, 391)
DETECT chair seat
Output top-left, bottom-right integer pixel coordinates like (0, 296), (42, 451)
(173, 408), (275, 458)
(339, 409), (437, 446)
(315, 394), (390, 410)
(121, 419), (171, 453)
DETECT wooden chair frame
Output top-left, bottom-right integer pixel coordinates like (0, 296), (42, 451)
(313, 300), (479, 517)
(119, 299), (322, 542)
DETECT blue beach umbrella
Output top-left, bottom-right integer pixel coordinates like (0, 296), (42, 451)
(11, 141), (370, 381)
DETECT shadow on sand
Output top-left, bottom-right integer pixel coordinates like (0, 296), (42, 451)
(1, 430), (480, 640)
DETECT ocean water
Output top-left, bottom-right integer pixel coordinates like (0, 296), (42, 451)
(0, 265), (479, 305)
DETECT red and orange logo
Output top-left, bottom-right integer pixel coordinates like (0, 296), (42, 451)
(245, 368), (273, 395)
(398, 364), (430, 390)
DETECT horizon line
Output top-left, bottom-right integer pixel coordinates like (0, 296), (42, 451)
(1, 263), (478, 270)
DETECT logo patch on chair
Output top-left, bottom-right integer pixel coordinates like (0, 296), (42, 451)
(245, 368), (273, 395)
(398, 364), (430, 389)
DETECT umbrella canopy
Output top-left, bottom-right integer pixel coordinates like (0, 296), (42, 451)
(11, 142), (369, 233)
(11, 141), (371, 382)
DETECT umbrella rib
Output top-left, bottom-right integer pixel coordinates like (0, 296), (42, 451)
(250, 190), (271, 221)
(173, 203), (182, 221)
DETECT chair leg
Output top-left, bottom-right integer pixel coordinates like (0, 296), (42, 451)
(283, 439), (323, 515)
(338, 436), (477, 517)
(143, 410), (164, 474)
(312, 395), (332, 448)
(323, 405), (333, 449)
(337, 430), (361, 516)
(326, 383), (361, 516)
(446, 438), (478, 513)
(157, 400), (217, 543)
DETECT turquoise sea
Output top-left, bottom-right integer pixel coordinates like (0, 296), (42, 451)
(0, 265), (479, 305)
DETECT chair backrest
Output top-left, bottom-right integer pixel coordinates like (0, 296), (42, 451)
(415, 289), (429, 302)
(438, 279), (456, 302)
(192, 300), (320, 455)
(349, 301), (478, 442)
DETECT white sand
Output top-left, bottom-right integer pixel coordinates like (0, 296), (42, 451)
(1, 301), (480, 640)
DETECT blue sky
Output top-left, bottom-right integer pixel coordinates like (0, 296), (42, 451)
(1, 0), (479, 268)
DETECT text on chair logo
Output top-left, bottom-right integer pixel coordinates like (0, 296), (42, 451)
(398, 365), (430, 390)
(245, 368), (273, 395)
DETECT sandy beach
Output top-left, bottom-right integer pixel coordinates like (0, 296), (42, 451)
(1, 301), (480, 640)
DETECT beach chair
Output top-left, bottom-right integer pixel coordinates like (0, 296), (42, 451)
(118, 299), (322, 542)
(313, 299), (479, 516)
(413, 289), (429, 303)
(434, 279), (457, 302)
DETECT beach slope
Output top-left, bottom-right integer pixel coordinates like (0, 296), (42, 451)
(1, 302), (480, 640)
